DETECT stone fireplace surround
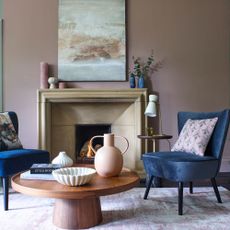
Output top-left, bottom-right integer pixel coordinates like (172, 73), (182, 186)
(38, 89), (148, 176)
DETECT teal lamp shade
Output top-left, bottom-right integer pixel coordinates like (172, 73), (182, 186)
(144, 95), (158, 117)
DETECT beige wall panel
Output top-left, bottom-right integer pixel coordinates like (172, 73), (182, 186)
(52, 102), (135, 126)
(51, 126), (76, 162)
(112, 125), (136, 170)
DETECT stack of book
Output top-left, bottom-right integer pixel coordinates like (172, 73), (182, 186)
(30, 163), (62, 174)
(20, 163), (62, 180)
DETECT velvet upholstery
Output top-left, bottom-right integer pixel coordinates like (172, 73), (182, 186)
(142, 109), (230, 215)
(143, 152), (218, 182)
(0, 112), (50, 210)
(0, 149), (49, 177)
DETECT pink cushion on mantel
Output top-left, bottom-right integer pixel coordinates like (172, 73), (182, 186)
(171, 117), (218, 156)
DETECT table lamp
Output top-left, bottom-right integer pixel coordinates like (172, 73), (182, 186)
(144, 94), (163, 135)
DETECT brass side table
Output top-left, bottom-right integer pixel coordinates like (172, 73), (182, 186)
(137, 134), (173, 152)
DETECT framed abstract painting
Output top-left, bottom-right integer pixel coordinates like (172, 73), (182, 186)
(58, 0), (126, 81)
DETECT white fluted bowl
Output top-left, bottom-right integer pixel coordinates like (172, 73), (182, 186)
(52, 167), (96, 186)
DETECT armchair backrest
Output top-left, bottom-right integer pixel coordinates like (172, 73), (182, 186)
(178, 109), (230, 160)
(8, 111), (19, 134)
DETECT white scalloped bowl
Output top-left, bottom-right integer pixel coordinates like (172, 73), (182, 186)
(52, 167), (96, 186)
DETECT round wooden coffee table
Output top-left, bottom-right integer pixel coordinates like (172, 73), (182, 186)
(11, 165), (139, 229)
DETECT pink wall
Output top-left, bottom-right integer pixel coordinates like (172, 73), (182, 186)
(3, 0), (230, 170)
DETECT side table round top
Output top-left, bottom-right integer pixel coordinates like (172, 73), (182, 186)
(137, 134), (173, 140)
(11, 165), (140, 200)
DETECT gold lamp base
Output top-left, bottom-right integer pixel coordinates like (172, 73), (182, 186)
(146, 127), (164, 136)
(146, 127), (154, 136)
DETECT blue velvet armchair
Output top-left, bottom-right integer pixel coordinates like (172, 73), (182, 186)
(142, 109), (230, 215)
(0, 112), (50, 210)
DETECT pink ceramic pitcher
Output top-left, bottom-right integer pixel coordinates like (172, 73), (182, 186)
(89, 133), (129, 177)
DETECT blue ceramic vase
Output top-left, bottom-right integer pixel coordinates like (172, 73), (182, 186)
(129, 74), (136, 88)
(138, 76), (145, 88)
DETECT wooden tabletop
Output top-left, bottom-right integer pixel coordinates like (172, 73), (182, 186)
(11, 165), (140, 200)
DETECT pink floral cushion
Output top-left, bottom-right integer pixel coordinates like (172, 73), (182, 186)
(171, 117), (218, 156)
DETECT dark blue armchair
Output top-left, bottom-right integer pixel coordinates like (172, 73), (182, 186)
(0, 112), (50, 210)
(142, 109), (230, 215)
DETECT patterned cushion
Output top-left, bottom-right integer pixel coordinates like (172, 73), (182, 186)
(0, 112), (23, 150)
(171, 117), (218, 156)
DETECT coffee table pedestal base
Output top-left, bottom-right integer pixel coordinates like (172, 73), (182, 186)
(53, 197), (102, 229)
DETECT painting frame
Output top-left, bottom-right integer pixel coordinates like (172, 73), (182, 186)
(58, 0), (127, 82)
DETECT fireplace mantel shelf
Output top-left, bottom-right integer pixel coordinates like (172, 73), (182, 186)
(37, 88), (148, 103)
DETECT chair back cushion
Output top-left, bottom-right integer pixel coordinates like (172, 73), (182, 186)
(0, 112), (22, 151)
(178, 110), (230, 160)
(8, 111), (18, 134)
(172, 117), (218, 156)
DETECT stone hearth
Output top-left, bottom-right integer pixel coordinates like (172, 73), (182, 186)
(37, 89), (148, 176)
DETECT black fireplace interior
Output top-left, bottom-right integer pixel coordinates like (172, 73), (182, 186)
(75, 124), (111, 163)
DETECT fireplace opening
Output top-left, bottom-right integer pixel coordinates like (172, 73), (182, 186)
(75, 124), (111, 164)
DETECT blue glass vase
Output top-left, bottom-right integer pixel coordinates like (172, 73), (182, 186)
(138, 76), (145, 88)
(129, 74), (136, 88)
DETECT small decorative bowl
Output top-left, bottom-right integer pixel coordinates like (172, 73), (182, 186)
(52, 167), (96, 186)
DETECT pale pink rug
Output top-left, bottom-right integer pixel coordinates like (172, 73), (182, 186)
(0, 187), (230, 230)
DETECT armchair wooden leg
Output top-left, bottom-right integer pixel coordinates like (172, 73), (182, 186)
(178, 182), (184, 215)
(144, 175), (154, 200)
(211, 178), (222, 203)
(2, 176), (9, 211)
(189, 181), (193, 194)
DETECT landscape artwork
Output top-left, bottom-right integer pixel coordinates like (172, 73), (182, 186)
(58, 0), (126, 81)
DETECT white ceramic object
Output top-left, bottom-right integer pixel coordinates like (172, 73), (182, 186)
(52, 151), (73, 167)
(52, 167), (96, 186)
(48, 77), (58, 89)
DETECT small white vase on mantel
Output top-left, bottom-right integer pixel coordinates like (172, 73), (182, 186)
(52, 151), (73, 167)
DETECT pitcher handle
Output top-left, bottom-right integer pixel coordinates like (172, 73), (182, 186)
(115, 135), (129, 155)
(89, 135), (103, 154)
